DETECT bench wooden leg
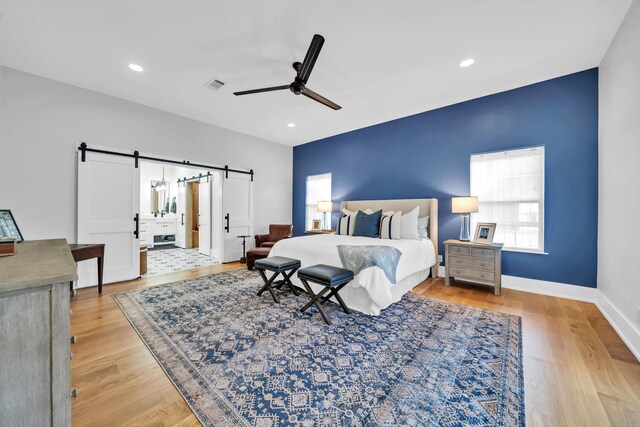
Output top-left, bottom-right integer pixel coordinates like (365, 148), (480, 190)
(299, 278), (332, 325)
(324, 283), (350, 314)
(257, 269), (281, 303)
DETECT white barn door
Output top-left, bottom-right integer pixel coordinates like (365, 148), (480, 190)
(176, 185), (187, 248)
(77, 152), (140, 287)
(199, 180), (212, 256)
(222, 173), (253, 263)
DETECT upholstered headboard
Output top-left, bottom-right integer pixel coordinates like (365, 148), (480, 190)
(339, 198), (439, 278)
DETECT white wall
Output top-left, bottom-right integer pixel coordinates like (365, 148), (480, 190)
(598, 0), (640, 357)
(0, 66), (292, 243)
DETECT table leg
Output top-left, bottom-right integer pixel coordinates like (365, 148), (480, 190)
(97, 255), (104, 294)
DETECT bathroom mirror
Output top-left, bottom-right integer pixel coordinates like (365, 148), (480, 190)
(151, 180), (170, 214)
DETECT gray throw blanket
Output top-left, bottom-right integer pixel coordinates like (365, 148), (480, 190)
(337, 245), (402, 284)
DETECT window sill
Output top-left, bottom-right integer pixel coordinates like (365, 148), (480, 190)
(502, 247), (548, 255)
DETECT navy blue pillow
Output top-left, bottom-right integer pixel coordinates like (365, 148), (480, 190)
(352, 210), (383, 238)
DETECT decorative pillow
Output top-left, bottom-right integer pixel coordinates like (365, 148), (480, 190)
(380, 211), (402, 239)
(417, 215), (430, 239)
(400, 206), (420, 239)
(337, 211), (358, 235)
(342, 208), (373, 216)
(352, 210), (383, 238)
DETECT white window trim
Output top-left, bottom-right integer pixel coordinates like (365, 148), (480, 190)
(305, 173), (332, 231)
(470, 145), (545, 253)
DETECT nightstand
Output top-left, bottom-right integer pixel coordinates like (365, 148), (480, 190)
(304, 229), (336, 235)
(444, 239), (503, 295)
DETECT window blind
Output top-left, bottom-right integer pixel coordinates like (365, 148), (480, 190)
(305, 173), (331, 230)
(470, 146), (545, 252)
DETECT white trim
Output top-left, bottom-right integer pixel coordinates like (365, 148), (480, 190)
(436, 265), (596, 302)
(595, 291), (640, 362)
(501, 275), (595, 302)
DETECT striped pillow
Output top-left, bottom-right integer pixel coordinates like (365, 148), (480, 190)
(379, 211), (402, 239)
(337, 212), (358, 235)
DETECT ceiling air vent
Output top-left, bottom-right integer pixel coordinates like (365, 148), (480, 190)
(204, 78), (225, 90)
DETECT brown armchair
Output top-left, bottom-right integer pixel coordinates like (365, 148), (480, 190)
(255, 224), (293, 248)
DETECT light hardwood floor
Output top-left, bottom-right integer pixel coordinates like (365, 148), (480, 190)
(71, 265), (640, 426)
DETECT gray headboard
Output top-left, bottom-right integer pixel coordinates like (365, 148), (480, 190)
(339, 198), (439, 278)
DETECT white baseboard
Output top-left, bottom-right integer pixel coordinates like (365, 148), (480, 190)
(595, 291), (640, 362)
(501, 275), (596, 302)
(437, 265), (596, 302)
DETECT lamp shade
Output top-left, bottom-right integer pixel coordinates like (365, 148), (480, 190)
(317, 201), (332, 213)
(452, 196), (479, 214)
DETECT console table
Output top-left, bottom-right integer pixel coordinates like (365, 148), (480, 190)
(69, 243), (105, 294)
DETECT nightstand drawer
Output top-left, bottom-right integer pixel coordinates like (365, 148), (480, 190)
(449, 256), (494, 271)
(449, 245), (471, 257)
(471, 247), (495, 259)
(450, 267), (495, 283)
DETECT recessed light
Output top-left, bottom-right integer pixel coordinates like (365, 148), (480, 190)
(288, 123), (296, 128)
(128, 63), (144, 72)
(460, 58), (475, 68)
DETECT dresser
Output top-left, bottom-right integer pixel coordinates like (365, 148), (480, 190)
(0, 239), (77, 426)
(444, 239), (503, 295)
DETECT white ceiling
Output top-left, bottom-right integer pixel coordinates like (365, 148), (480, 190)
(0, 0), (632, 146)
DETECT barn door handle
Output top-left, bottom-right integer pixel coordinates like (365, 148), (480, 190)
(225, 213), (230, 233)
(181, 213), (184, 226)
(133, 214), (139, 238)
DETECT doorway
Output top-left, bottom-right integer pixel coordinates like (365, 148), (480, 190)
(139, 161), (220, 277)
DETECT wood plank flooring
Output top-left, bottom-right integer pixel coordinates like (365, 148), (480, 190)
(71, 265), (640, 426)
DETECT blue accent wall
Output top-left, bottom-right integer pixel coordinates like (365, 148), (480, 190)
(293, 69), (598, 288)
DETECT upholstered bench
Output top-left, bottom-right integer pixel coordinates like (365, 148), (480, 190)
(297, 264), (354, 325)
(254, 256), (301, 303)
(247, 247), (271, 270)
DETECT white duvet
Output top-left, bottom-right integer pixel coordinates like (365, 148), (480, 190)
(269, 234), (436, 315)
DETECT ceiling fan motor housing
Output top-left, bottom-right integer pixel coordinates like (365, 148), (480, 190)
(290, 80), (304, 95)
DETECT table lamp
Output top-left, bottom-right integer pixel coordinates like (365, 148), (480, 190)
(317, 201), (332, 230)
(452, 196), (478, 241)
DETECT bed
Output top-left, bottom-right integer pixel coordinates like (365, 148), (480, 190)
(269, 198), (438, 315)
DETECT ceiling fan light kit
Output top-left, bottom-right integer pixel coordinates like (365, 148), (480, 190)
(234, 34), (342, 110)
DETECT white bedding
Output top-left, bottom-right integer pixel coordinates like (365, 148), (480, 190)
(269, 234), (436, 315)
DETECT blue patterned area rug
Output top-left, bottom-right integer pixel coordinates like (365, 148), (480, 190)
(113, 269), (525, 426)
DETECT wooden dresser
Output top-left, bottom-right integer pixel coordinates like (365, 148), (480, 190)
(0, 239), (77, 426)
(444, 239), (503, 295)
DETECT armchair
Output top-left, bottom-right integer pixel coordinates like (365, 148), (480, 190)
(255, 224), (293, 248)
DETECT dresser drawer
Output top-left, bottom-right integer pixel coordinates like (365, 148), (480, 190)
(449, 256), (494, 271)
(449, 245), (471, 257)
(450, 267), (495, 283)
(471, 247), (495, 259)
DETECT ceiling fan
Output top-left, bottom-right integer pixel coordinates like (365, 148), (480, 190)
(233, 34), (341, 110)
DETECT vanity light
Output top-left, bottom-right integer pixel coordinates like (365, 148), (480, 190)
(459, 58), (475, 68)
(128, 63), (144, 72)
(288, 123), (296, 128)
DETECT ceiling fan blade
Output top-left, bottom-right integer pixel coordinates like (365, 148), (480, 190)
(301, 87), (342, 110)
(298, 34), (325, 84)
(233, 85), (290, 96)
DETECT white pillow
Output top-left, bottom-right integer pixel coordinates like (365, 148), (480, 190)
(380, 211), (402, 239)
(400, 206), (420, 239)
(341, 208), (373, 215)
(417, 216), (430, 239)
(337, 211), (358, 235)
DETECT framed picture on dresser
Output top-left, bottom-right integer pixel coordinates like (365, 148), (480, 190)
(473, 222), (496, 244)
(0, 210), (24, 242)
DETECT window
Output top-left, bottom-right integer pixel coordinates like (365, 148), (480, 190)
(305, 173), (332, 230)
(470, 146), (545, 252)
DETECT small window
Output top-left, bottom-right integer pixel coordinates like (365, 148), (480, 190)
(305, 173), (332, 230)
(470, 146), (545, 252)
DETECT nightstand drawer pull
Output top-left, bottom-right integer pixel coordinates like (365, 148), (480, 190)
(450, 246), (471, 256)
(70, 335), (77, 344)
(449, 256), (494, 271)
(471, 248), (495, 259)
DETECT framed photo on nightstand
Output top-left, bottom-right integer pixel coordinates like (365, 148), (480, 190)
(311, 219), (322, 231)
(473, 222), (496, 244)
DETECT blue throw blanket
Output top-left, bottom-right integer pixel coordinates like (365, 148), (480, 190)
(337, 245), (402, 284)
